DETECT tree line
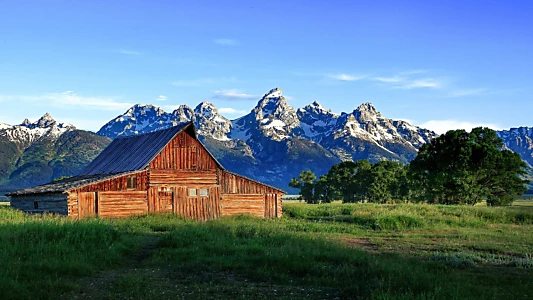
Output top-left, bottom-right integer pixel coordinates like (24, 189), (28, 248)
(289, 127), (529, 206)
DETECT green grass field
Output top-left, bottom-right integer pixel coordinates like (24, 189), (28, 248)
(0, 202), (532, 299)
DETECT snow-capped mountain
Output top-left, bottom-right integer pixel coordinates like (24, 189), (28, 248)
(94, 87), (438, 189)
(97, 104), (178, 138)
(194, 102), (232, 141)
(5, 87), (533, 193)
(0, 114), (110, 192)
(0, 113), (75, 149)
(297, 101), (339, 142)
(315, 103), (437, 163)
(497, 127), (533, 166)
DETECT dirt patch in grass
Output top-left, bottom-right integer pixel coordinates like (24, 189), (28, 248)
(340, 238), (380, 253)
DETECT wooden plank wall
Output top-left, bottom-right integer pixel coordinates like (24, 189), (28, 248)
(149, 131), (218, 171)
(264, 194), (277, 218)
(218, 170), (282, 195)
(221, 194), (264, 217)
(98, 191), (147, 218)
(10, 193), (68, 215)
(76, 171), (148, 193)
(174, 186), (220, 221)
(67, 192), (79, 217)
(78, 192), (96, 218)
(158, 190), (173, 212)
(149, 170), (217, 186)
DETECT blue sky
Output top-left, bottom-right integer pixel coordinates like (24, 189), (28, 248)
(0, 0), (531, 133)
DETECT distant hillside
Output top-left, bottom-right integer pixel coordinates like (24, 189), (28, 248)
(0, 115), (111, 193)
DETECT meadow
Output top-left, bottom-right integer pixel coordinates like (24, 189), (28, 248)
(0, 202), (532, 299)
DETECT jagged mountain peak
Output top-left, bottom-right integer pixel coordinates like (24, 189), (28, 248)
(125, 104), (166, 117)
(300, 100), (338, 116)
(194, 102), (231, 141)
(356, 102), (377, 112)
(35, 112), (56, 128)
(18, 113), (73, 130)
(264, 87), (282, 99)
(194, 101), (220, 118)
(353, 102), (382, 122)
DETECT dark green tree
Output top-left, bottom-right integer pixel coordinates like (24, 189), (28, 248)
(366, 161), (406, 203)
(312, 174), (341, 203)
(327, 160), (371, 203)
(289, 170), (317, 204)
(409, 127), (528, 205)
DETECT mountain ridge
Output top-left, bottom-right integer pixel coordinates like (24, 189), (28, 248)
(2, 88), (532, 194)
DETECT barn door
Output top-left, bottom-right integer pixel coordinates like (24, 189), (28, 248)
(264, 193), (277, 218)
(158, 187), (173, 213)
(174, 186), (220, 221)
(78, 192), (97, 218)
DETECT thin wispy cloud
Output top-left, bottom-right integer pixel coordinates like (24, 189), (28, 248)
(219, 107), (248, 115)
(326, 73), (366, 81)
(213, 39), (239, 46)
(117, 49), (141, 55)
(397, 78), (442, 89)
(212, 89), (258, 101)
(374, 76), (404, 83)
(156, 95), (167, 101)
(448, 88), (487, 98)
(419, 120), (501, 134)
(171, 77), (237, 87)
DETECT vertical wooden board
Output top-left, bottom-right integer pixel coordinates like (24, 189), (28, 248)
(78, 192), (96, 219)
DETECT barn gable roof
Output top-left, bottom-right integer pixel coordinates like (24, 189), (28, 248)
(80, 122), (202, 176)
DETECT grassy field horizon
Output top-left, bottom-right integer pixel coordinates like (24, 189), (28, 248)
(0, 201), (532, 299)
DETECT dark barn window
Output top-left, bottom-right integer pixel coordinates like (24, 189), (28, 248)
(127, 176), (137, 189)
(33, 202), (38, 209)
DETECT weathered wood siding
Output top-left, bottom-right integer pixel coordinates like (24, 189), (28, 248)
(174, 186), (220, 221)
(221, 194), (264, 217)
(149, 170), (217, 186)
(74, 171), (148, 193)
(218, 170), (282, 195)
(149, 131), (218, 171)
(68, 190), (148, 219)
(98, 191), (147, 218)
(78, 192), (97, 218)
(10, 193), (68, 215)
(264, 193), (277, 218)
(67, 192), (78, 217)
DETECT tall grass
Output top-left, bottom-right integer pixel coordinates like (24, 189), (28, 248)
(284, 202), (533, 230)
(0, 207), (130, 299)
(0, 204), (532, 299)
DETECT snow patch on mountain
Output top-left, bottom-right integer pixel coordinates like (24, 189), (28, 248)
(194, 101), (232, 141)
(0, 113), (74, 148)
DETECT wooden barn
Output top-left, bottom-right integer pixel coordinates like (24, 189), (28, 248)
(8, 122), (284, 220)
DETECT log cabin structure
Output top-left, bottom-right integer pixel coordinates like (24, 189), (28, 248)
(8, 122), (284, 220)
